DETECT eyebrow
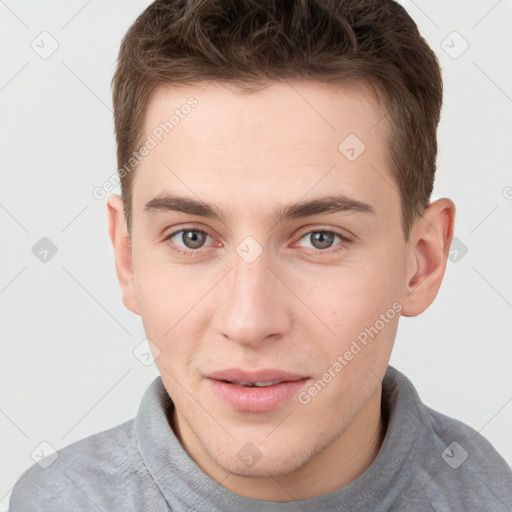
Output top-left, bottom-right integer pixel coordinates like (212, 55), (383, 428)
(143, 193), (376, 224)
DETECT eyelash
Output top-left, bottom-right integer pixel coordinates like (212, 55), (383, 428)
(162, 227), (351, 257)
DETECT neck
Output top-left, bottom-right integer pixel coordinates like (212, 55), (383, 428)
(170, 385), (386, 501)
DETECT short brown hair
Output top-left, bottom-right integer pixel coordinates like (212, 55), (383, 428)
(112, 0), (443, 240)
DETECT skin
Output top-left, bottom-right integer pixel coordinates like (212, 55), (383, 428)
(107, 80), (455, 501)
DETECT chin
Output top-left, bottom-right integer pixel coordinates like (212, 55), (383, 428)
(205, 435), (319, 479)
(221, 454), (305, 479)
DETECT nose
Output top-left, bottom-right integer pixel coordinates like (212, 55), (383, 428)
(212, 248), (293, 348)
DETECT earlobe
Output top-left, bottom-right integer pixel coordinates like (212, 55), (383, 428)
(106, 194), (140, 315)
(401, 198), (456, 317)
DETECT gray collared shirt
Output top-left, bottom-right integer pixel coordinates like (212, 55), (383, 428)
(9, 366), (512, 511)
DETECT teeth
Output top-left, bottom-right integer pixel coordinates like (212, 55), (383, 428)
(233, 380), (282, 387)
(253, 380), (282, 387)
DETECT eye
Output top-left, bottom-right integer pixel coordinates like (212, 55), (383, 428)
(295, 229), (349, 252)
(163, 228), (213, 254)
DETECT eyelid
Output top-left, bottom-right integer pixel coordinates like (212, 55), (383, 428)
(165, 226), (211, 239)
(295, 226), (352, 242)
(295, 226), (351, 242)
(164, 221), (212, 235)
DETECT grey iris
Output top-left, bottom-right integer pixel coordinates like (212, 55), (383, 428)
(182, 230), (206, 249)
(310, 231), (335, 249)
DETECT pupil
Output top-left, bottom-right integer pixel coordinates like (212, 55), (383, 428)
(183, 231), (205, 249)
(312, 232), (334, 249)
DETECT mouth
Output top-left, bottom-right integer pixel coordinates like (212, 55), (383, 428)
(219, 380), (287, 388)
(206, 369), (310, 412)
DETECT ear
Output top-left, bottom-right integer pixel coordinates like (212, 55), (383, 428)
(401, 198), (456, 317)
(106, 194), (140, 315)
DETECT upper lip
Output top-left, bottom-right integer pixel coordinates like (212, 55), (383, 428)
(207, 369), (309, 383)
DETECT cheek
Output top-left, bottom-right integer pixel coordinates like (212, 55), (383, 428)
(293, 260), (398, 335)
(132, 258), (205, 363)
(287, 247), (403, 383)
(295, 265), (399, 414)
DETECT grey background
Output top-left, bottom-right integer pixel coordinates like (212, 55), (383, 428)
(1, 0), (511, 508)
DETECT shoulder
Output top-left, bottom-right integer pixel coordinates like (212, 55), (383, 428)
(428, 402), (512, 472)
(419, 402), (512, 509)
(8, 419), (154, 512)
(384, 367), (512, 510)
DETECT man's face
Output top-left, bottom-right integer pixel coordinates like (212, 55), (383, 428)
(126, 81), (412, 481)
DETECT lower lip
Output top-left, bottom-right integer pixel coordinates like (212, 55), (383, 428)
(207, 378), (310, 412)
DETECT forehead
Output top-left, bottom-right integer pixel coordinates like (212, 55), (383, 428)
(143, 79), (387, 148)
(132, 80), (398, 227)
